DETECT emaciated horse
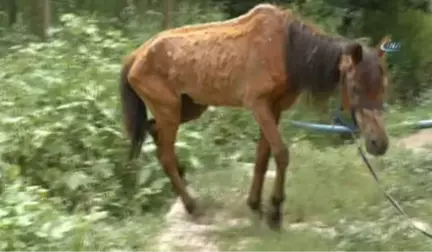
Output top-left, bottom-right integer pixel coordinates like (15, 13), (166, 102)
(120, 3), (390, 230)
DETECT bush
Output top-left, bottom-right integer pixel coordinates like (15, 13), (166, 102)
(0, 1), (231, 221)
(0, 13), (172, 216)
(0, 163), (108, 251)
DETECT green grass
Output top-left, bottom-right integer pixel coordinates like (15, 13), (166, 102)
(177, 136), (432, 251)
(66, 214), (166, 250)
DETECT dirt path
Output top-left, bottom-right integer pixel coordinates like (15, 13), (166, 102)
(396, 129), (432, 152)
(155, 198), (220, 251)
(154, 187), (246, 251)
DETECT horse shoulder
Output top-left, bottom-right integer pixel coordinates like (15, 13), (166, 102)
(147, 35), (187, 67)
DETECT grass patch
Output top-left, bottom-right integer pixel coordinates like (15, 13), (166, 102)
(217, 226), (338, 251)
(180, 138), (432, 251)
(72, 214), (166, 250)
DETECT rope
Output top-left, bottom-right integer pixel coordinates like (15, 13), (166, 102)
(353, 132), (432, 238)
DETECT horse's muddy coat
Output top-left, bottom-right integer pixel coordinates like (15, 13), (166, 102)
(120, 3), (391, 230)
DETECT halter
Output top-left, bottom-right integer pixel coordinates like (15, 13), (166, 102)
(334, 71), (384, 130)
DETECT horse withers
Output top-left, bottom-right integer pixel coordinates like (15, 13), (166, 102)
(119, 3), (390, 230)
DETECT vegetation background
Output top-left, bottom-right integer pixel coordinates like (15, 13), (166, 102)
(0, 0), (431, 250)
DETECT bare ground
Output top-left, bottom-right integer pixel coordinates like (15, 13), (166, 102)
(154, 187), (249, 251)
(396, 129), (432, 152)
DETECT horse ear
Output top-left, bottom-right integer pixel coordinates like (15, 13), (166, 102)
(377, 35), (392, 58)
(345, 42), (363, 65)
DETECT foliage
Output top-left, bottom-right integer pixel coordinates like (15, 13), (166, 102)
(0, 163), (109, 251)
(0, 4), (229, 249)
(335, 1), (432, 105)
(0, 13), (168, 217)
(0, 0), (223, 231)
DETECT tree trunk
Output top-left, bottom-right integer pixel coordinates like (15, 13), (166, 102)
(7, 0), (17, 26)
(338, 8), (355, 36)
(29, 0), (51, 40)
(162, 0), (172, 29)
(117, 0), (130, 23)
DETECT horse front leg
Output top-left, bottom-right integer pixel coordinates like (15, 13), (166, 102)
(247, 108), (281, 217)
(251, 100), (289, 230)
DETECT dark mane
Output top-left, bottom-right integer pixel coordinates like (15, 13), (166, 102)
(284, 19), (346, 103)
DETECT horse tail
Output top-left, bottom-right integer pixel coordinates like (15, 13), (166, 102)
(120, 55), (149, 160)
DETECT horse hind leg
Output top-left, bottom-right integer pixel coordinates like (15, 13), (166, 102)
(152, 102), (200, 214)
(149, 118), (188, 177)
(129, 74), (198, 215)
(148, 94), (207, 181)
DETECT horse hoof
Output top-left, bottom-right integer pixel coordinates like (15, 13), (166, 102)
(185, 199), (196, 213)
(266, 210), (282, 231)
(185, 199), (204, 218)
(247, 199), (263, 218)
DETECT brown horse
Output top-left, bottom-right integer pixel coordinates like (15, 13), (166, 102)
(119, 3), (390, 230)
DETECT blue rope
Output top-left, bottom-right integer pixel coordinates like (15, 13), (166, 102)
(416, 120), (432, 129)
(291, 104), (432, 133)
(291, 104), (358, 133)
(331, 104), (358, 132)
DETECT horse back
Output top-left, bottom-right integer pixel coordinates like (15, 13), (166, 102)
(132, 4), (292, 106)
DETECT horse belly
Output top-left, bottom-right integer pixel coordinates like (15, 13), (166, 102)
(185, 78), (245, 107)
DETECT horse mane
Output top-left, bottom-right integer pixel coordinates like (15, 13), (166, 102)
(284, 18), (348, 105)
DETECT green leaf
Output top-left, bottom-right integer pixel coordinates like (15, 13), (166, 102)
(65, 171), (90, 191)
(50, 219), (75, 240)
(84, 210), (108, 222)
(138, 168), (152, 186)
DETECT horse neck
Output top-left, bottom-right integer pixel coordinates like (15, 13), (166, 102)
(285, 20), (345, 97)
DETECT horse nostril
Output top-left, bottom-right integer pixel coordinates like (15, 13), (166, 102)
(367, 138), (388, 156)
(370, 139), (378, 148)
